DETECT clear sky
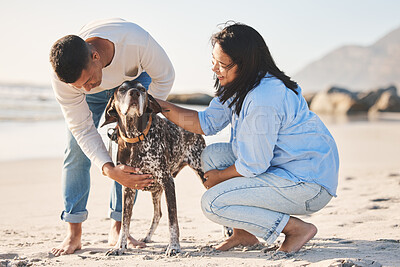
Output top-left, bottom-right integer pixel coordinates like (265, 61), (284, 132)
(0, 0), (399, 94)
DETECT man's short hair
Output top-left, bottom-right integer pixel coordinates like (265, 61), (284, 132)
(50, 35), (90, 83)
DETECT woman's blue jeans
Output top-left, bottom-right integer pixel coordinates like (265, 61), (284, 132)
(61, 72), (152, 223)
(201, 143), (332, 244)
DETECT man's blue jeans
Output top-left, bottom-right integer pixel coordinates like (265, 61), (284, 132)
(60, 72), (152, 223)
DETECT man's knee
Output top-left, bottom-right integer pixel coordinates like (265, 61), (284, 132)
(64, 131), (91, 168)
(64, 148), (91, 170)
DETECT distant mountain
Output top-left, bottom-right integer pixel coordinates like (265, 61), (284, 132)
(293, 26), (400, 92)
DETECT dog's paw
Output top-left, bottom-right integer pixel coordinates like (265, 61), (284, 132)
(165, 243), (181, 256)
(105, 248), (126, 256)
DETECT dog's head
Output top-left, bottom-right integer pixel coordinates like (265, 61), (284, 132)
(101, 80), (162, 127)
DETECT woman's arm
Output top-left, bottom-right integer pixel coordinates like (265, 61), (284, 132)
(156, 99), (205, 135)
(203, 164), (243, 189)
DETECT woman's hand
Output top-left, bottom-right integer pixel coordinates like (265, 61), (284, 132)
(155, 98), (204, 135)
(203, 165), (243, 189)
(204, 169), (224, 189)
(102, 162), (154, 189)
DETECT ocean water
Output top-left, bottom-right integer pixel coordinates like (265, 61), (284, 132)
(0, 85), (229, 161)
(0, 84), (63, 122)
(2, 84), (398, 162)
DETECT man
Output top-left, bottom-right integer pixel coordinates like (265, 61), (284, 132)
(49, 18), (175, 256)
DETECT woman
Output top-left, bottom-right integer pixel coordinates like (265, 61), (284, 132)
(157, 22), (339, 253)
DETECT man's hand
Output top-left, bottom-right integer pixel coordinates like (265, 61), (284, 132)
(102, 162), (153, 189)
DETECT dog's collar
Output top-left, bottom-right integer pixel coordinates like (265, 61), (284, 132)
(118, 115), (153, 144)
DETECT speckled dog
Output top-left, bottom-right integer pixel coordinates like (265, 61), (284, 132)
(102, 81), (206, 256)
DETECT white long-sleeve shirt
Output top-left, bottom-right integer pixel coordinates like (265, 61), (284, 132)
(51, 18), (175, 170)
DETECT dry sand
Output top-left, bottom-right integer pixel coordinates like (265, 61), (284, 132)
(1, 118), (400, 266)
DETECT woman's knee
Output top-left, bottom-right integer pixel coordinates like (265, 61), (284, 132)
(201, 143), (219, 170)
(201, 188), (225, 221)
(200, 185), (230, 218)
(200, 190), (213, 216)
(201, 143), (234, 172)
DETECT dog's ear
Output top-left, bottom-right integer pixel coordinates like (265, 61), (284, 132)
(101, 93), (118, 127)
(146, 93), (162, 114)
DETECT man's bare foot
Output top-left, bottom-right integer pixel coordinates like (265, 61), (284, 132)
(108, 220), (146, 248)
(51, 223), (82, 256)
(278, 216), (317, 253)
(215, 228), (259, 251)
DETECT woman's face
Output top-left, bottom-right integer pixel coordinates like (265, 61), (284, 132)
(211, 42), (238, 87)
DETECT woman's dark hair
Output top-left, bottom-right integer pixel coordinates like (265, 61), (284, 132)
(50, 35), (90, 83)
(212, 22), (298, 115)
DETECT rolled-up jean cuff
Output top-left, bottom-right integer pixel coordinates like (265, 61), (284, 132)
(263, 214), (290, 244)
(109, 210), (122, 221)
(61, 210), (88, 223)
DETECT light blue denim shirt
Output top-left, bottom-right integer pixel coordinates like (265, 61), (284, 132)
(198, 74), (339, 196)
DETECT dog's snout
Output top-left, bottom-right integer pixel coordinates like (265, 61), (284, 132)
(129, 89), (140, 97)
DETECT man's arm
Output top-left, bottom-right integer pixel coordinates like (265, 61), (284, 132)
(51, 73), (112, 169)
(139, 33), (175, 100)
(52, 74), (153, 189)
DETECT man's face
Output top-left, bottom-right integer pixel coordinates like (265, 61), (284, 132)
(70, 53), (102, 92)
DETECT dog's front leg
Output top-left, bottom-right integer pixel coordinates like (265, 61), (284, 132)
(141, 188), (163, 243)
(106, 186), (136, 256)
(162, 176), (180, 256)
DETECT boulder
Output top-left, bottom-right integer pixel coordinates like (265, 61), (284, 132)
(310, 87), (368, 115)
(357, 85), (397, 108)
(369, 89), (400, 113)
(309, 85), (400, 115)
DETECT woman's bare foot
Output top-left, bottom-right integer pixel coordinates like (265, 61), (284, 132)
(215, 228), (259, 251)
(127, 235), (146, 248)
(51, 223), (82, 256)
(108, 220), (146, 248)
(278, 216), (317, 253)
